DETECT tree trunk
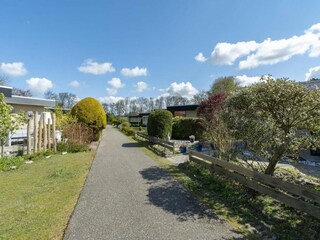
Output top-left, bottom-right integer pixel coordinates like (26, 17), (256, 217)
(1, 141), (4, 157)
(264, 159), (278, 175)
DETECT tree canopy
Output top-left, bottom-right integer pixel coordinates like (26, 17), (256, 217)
(209, 76), (240, 95)
(224, 77), (320, 175)
(197, 93), (231, 159)
(0, 93), (26, 156)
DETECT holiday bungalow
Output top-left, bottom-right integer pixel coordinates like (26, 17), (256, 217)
(0, 85), (55, 113)
(166, 104), (199, 118)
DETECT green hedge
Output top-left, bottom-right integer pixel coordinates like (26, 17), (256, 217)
(172, 117), (204, 140)
(71, 97), (106, 140)
(147, 110), (173, 139)
(122, 126), (137, 136)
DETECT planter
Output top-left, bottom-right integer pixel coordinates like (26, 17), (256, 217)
(195, 144), (202, 152)
(179, 146), (187, 153)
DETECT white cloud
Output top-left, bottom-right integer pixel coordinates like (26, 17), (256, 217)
(194, 52), (207, 62)
(78, 59), (115, 75)
(209, 41), (260, 65)
(305, 65), (320, 81)
(99, 96), (124, 104)
(106, 78), (125, 96)
(161, 82), (198, 99)
(69, 80), (81, 88)
(108, 78), (125, 89)
(0, 62), (27, 77)
(238, 35), (318, 69)
(121, 67), (148, 77)
(106, 88), (118, 95)
(198, 23), (320, 69)
(135, 81), (148, 92)
(26, 77), (53, 97)
(235, 75), (262, 86)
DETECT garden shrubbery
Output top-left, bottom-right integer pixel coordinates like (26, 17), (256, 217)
(0, 156), (24, 171)
(147, 110), (172, 139)
(71, 97), (106, 140)
(122, 126), (137, 136)
(171, 117), (204, 140)
(59, 123), (93, 153)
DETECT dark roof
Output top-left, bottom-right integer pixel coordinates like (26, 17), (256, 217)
(139, 113), (150, 116)
(167, 104), (199, 112)
(128, 115), (140, 118)
(128, 112), (150, 118)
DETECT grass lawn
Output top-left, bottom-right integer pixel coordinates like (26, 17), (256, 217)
(130, 136), (320, 240)
(0, 151), (95, 240)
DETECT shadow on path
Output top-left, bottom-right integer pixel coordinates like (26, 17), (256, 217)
(139, 166), (221, 222)
(121, 142), (143, 148)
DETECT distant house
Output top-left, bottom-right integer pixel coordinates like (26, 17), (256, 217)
(300, 79), (320, 89)
(128, 104), (200, 127)
(0, 85), (55, 113)
(166, 104), (199, 118)
(128, 113), (150, 126)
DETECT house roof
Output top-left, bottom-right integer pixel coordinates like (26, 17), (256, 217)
(139, 113), (150, 116)
(128, 112), (150, 118)
(1, 85), (55, 108)
(167, 104), (199, 112)
(5, 95), (56, 108)
(300, 80), (320, 89)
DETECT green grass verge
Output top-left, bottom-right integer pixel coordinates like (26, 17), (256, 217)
(0, 151), (95, 240)
(131, 137), (320, 240)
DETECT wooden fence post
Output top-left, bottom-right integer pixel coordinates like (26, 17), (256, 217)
(47, 118), (51, 151)
(43, 114), (47, 151)
(33, 112), (38, 154)
(38, 118), (42, 151)
(172, 142), (175, 155)
(52, 113), (57, 152)
(27, 116), (32, 155)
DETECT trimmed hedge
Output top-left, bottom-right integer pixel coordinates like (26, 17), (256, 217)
(172, 117), (204, 140)
(122, 126), (137, 136)
(147, 110), (173, 139)
(71, 97), (106, 140)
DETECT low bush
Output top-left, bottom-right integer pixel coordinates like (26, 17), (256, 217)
(23, 151), (53, 160)
(62, 123), (94, 145)
(67, 143), (90, 153)
(172, 117), (204, 140)
(112, 117), (127, 127)
(57, 142), (68, 152)
(147, 110), (172, 139)
(122, 126), (137, 136)
(0, 156), (24, 171)
(121, 121), (130, 129)
(57, 141), (90, 153)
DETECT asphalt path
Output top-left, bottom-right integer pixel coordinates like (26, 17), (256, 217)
(64, 126), (242, 240)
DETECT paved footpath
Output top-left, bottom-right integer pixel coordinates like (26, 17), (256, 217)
(64, 126), (242, 240)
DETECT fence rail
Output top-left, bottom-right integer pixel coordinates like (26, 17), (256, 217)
(189, 150), (320, 220)
(136, 132), (175, 155)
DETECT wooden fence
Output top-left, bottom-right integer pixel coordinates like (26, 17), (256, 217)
(189, 150), (320, 220)
(136, 132), (176, 155)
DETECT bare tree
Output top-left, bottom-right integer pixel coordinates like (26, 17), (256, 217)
(0, 75), (9, 86)
(44, 90), (58, 100)
(12, 87), (32, 97)
(44, 91), (77, 109)
(193, 90), (208, 104)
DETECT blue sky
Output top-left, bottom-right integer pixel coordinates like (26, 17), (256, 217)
(1, 0), (320, 103)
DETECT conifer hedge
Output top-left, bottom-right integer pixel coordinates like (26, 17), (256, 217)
(147, 110), (172, 139)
